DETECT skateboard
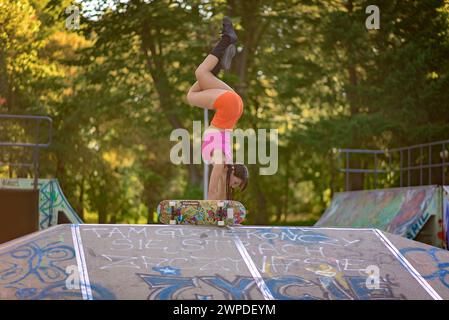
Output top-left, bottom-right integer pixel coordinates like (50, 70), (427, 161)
(156, 200), (246, 226)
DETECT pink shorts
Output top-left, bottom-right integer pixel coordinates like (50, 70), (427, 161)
(201, 129), (233, 164)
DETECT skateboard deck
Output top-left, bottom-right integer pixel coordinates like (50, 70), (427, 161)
(157, 200), (246, 226)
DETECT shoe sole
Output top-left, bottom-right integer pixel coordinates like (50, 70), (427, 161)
(221, 44), (236, 70)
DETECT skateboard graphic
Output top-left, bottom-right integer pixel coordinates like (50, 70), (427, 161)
(157, 200), (246, 226)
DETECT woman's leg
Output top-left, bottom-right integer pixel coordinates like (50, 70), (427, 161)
(186, 17), (237, 110)
(186, 58), (235, 109)
(187, 87), (228, 110)
(195, 55), (234, 91)
(186, 54), (235, 109)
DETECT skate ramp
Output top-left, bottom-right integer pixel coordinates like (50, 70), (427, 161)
(0, 179), (83, 229)
(0, 189), (39, 244)
(1, 224), (448, 300)
(444, 187), (449, 249)
(387, 232), (449, 296)
(316, 186), (443, 247)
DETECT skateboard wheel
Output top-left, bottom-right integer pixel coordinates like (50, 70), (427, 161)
(169, 201), (176, 206)
(169, 220), (176, 225)
(218, 201), (224, 207)
(218, 221), (225, 226)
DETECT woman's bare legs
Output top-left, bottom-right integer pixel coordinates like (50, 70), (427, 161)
(186, 55), (235, 109)
(195, 55), (234, 91)
(187, 16), (238, 110)
(187, 85), (228, 110)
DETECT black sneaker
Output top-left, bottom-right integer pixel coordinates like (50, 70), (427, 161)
(220, 43), (236, 70)
(210, 17), (238, 75)
(222, 16), (238, 44)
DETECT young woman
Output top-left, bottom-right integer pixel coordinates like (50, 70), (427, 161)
(186, 17), (249, 200)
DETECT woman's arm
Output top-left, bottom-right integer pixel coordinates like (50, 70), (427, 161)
(208, 163), (226, 200)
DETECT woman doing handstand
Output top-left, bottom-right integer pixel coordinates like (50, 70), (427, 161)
(186, 17), (249, 200)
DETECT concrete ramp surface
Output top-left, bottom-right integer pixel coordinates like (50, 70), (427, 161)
(316, 186), (443, 246)
(1, 224), (448, 300)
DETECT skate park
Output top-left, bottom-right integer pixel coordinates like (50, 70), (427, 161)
(2, 0), (449, 302)
(1, 117), (449, 300)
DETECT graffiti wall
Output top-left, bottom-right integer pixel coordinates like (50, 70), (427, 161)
(316, 186), (441, 242)
(0, 179), (82, 229)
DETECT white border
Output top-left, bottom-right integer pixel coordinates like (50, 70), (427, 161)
(230, 230), (275, 300)
(373, 229), (442, 300)
(71, 224), (93, 300)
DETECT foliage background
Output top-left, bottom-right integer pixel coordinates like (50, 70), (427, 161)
(1, 0), (449, 225)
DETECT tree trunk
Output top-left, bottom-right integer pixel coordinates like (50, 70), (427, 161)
(98, 209), (107, 224)
(252, 166), (268, 225)
(54, 154), (68, 198)
(109, 213), (116, 224)
(230, 0), (268, 99)
(227, 0), (270, 223)
(77, 177), (85, 221)
(344, 0), (364, 191)
(140, 19), (201, 188)
(278, 149), (290, 223)
(0, 48), (9, 111)
(147, 201), (153, 224)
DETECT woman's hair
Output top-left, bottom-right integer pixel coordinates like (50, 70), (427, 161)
(225, 164), (249, 200)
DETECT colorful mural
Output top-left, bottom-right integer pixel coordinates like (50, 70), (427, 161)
(316, 186), (442, 243)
